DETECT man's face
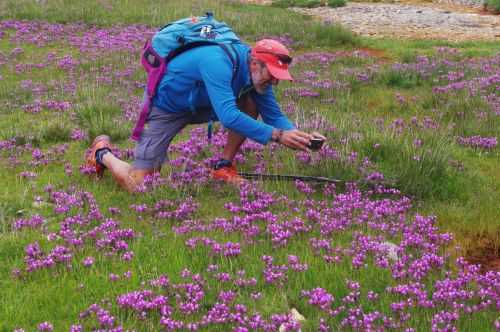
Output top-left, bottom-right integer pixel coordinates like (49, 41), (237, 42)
(250, 60), (279, 94)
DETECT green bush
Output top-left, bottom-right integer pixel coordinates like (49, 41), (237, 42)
(485, 0), (500, 13)
(378, 69), (423, 88)
(328, 0), (346, 7)
(299, 0), (323, 7)
(271, 0), (295, 8)
(272, 0), (324, 7)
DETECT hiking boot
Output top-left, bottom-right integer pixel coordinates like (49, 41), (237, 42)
(210, 159), (244, 185)
(85, 135), (113, 177)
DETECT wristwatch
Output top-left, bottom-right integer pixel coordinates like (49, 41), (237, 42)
(271, 129), (283, 143)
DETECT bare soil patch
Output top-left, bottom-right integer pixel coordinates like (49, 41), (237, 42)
(465, 232), (500, 272)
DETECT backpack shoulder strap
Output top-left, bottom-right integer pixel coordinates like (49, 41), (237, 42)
(217, 43), (240, 84)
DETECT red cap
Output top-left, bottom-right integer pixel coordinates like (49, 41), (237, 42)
(251, 39), (293, 81)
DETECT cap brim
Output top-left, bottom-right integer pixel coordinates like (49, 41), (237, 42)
(266, 64), (294, 81)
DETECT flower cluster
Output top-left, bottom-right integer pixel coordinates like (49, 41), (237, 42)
(457, 135), (497, 150)
(13, 189), (136, 276)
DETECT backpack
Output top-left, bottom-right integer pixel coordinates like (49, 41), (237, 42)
(131, 12), (241, 141)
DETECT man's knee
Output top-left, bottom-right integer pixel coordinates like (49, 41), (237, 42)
(238, 96), (258, 119)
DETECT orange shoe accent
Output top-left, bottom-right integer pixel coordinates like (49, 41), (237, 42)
(85, 135), (114, 177)
(211, 165), (244, 184)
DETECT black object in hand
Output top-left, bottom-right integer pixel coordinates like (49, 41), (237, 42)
(308, 138), (325, 151)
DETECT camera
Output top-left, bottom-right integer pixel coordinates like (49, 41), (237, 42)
(308, 138), (325, 151)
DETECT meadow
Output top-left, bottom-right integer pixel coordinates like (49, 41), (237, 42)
(0, 0), (499, 331)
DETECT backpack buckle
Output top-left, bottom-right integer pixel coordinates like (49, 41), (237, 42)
(143, 47), (161, 68)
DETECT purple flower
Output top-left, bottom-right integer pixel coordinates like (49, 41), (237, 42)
(303, 288), (334, 310)
(83, 256), (94, 267)
(109, 273), (119, 281)
(19, 171), (37, 179)
(457, 136), (497, 150)
(14, 214), (45, 230)
(69, 325), (82, 332)
(37, 322), (53, 332)
(70, 128), (87, 141)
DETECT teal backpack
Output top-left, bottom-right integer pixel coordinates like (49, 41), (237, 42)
(131, 12), (241, 141)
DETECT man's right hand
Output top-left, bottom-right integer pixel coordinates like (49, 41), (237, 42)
(278, 129), (314, 151)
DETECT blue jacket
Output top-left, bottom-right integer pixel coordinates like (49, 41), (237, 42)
(152, 43), (294, 144)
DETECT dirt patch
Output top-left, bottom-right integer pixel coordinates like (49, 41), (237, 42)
(357, 47), (388, 58)
(465, 232), (500, 273)
(356, 47), (393, 63)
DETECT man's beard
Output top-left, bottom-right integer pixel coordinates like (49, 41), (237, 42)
(254, 82), (270, 95)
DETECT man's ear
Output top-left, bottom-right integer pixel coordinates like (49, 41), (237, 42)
(249, 58), (264, 70)
(249, 58), (258, 70)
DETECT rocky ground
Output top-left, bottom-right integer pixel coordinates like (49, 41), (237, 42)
(245, 0), (500, 41)
(292, 2), (499, 41)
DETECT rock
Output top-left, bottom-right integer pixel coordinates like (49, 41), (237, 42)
(291, 308), (306, 322)
(278, 308), (306, 332)
(32, 201), (52, 209)
(381, 241), (399, 261)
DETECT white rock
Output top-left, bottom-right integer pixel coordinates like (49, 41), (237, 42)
(32, 201), (50, 209)
(290, 308), (306, 322)
(279, 308), (306, 332)
(381, 241), (399, 261)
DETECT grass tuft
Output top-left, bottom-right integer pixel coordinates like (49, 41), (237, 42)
(76, 104), (130, 142)
(378, 69), (423, 89)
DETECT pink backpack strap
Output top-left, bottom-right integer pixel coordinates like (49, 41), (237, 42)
(131, 41), (166, 141)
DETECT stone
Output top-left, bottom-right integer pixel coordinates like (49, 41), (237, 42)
(381, 241), (399, 261)
(290, 308), (306, 322)
(278, 308), (306, 332)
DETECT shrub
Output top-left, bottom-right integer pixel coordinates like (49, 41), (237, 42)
(272, 0), (325, 7)
(310, 23), (357, 47)
(485, 0), (500, 13)
(301, 0), (323, 7)
(328, 0), (346, 8)
(272, 0), (295, 8)
(358, 129), (462, 200)
(378, 69), (422, 88)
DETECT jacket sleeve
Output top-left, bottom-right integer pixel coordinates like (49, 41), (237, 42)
(199, 53), (274, 144)
(252, 87), (295, 130)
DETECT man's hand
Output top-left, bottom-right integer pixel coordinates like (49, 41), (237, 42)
(279, 129), (314, 151)
(310, 131), (326, 141)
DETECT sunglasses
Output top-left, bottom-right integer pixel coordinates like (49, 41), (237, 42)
(256, 51), (293, 65)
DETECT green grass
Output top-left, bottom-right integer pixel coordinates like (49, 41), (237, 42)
(327, 0), (346, 8)
(0, 0), (358, 48)
(76, 103), (131, 143)
(0, 0), (499, 331)
(360, 38), (500, 60)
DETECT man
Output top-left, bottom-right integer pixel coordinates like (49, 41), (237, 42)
(85, 39), (324, 192)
